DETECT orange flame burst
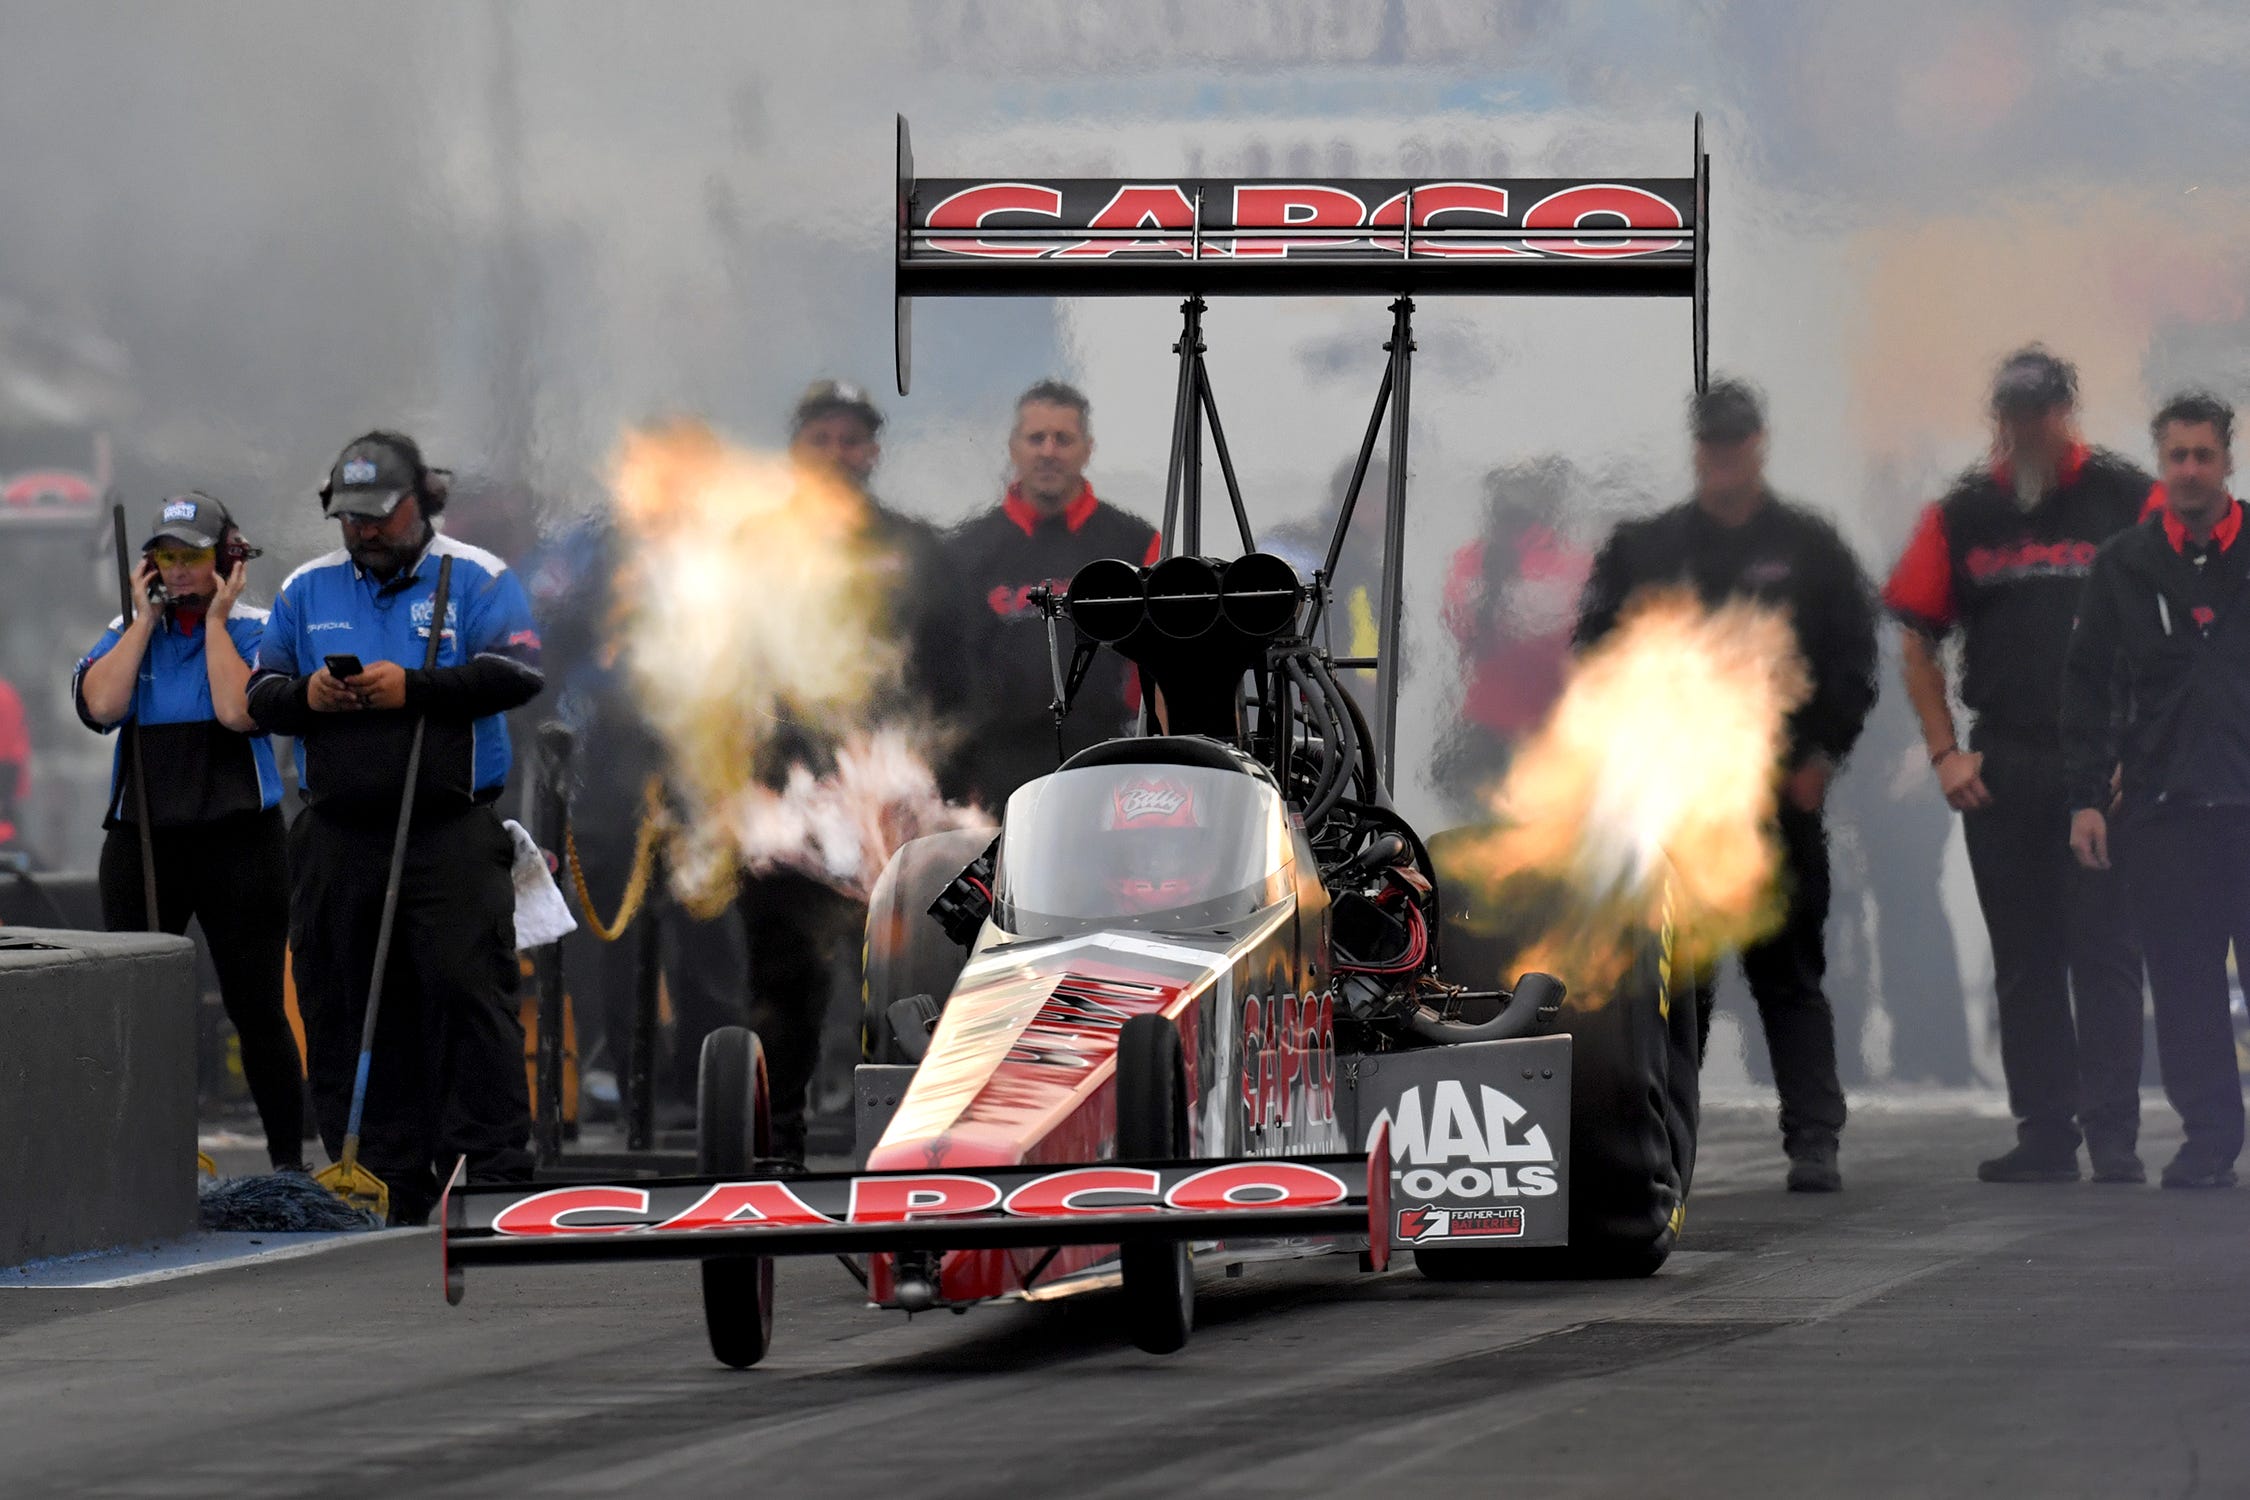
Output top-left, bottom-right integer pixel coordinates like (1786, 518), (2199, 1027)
(1441, 589), (1811, 1001)
(607, 419), (987, 908)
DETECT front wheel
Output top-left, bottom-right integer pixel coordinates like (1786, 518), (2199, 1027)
(698, 1026), (775, 1368)
(1115, 1014), (1192, 1354)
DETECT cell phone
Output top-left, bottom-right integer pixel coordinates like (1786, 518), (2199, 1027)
(324, 653), (365, 679)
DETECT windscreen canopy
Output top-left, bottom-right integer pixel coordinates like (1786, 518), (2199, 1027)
(996, 764), (1293, 936)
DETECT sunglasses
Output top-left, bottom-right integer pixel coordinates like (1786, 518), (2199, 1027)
(149, 546), (216, 569)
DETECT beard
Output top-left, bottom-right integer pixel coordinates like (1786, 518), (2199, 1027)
(348, 530), (423, 578)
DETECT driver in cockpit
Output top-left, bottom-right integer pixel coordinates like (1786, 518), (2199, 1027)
(1100, 775), (1212, 916)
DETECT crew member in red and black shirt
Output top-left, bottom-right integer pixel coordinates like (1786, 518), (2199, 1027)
(2063, 391), (2250, 1190)
(1883, 346), (2153, 1185)
(925, 379), (1160, 809)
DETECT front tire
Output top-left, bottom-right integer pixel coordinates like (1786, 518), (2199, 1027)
(697, 1026), (775, 1368)
(1115, 1014), (1193, 1354)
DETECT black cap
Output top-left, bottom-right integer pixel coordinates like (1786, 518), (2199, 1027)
(1691, 378), (1766, 445)
(1990, 347), (2077, 417)
(145, 492), (232, 551)
(790, 379), (883, 436)
(323, 431), (425, 519)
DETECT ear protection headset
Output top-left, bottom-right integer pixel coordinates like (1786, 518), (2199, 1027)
(143, 494), (262, 607)
(314, 431), (456, 518)
(144, 492), (263, 568)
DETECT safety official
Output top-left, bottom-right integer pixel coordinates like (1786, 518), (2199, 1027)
(1883, 347), (2152, 1185)
(2063, 391), (2250, 1190)
(248, 432), (544, 1224)
(73, 494), (305, 1171)
(730, 379), (943, 1163)
(1576, 379), (1878, 1193)
(925, 379), (1160, 809)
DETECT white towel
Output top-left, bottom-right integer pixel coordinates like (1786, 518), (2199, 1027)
(504, 818), (577, 951)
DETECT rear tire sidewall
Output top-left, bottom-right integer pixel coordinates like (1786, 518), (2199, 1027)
(1116, 1014), (1193, 1353)
(1418, 835), (1699, 1280)
(862, 829), (991, 1062)
(698, 1026), (775, 1368)
(1554, 927), (1698, 1275)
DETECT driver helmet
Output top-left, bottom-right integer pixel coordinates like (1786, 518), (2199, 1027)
(1101, 775), (1212, 915)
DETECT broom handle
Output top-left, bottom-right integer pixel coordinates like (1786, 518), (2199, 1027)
(110, 504), (162, 930)
(338, 555), (455, 1168)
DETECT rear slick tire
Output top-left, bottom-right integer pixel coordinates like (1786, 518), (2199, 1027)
(1410, 921), (1695, 1283)
(698, 1026), (776, 1368)
(1115, 1013), (1193, 1354)
(862, 830), (991, 1062)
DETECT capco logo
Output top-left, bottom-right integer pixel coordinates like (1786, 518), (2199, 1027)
(1365, 1081), (1557, 1199)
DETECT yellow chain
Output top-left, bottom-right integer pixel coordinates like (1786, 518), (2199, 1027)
(565, 776), (668, 943)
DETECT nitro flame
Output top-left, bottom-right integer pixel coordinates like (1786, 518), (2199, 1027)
(608, 419), (987, 909)
(1442, 590), (1811, 999)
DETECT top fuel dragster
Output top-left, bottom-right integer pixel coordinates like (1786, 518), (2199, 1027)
(441, 116), (1712, 1365)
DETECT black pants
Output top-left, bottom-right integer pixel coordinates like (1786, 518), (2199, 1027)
(1961, 733), (2144, 1153)
(288, 803), (530, 1216)
(1695, 805), (1848, 1150)
(2122, 805), (2250, 1169)
(739, 871), (859, 1159)
(100, 808), (303, 1169)
(661, 897), (749, 1108)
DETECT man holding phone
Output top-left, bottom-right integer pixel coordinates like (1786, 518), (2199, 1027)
(248, 432), (545, 1224)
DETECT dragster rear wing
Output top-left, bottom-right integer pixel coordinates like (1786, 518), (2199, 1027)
(894, 114), (1710, 394)
(890, 112), (1710, 787)
(441, 1134), (1391, 1303)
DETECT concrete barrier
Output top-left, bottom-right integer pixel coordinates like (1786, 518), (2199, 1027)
(1, 928), (199, 1264)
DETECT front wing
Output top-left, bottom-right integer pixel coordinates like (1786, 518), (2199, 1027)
(441, 1132), (1391, 1304)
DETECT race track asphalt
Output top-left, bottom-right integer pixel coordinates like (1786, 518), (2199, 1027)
(3, 1100), (2244, 1498)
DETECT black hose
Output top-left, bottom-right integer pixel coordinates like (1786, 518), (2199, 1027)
(1285, 658), (1350, 829)
(1279, 660), (1336, 810)
(1322, 662), (1384, 805)
(1307, 656), (1368, 808)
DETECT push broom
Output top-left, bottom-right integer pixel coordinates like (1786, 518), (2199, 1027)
(316, 554), (455, 1221)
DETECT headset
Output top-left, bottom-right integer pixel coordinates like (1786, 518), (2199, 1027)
(315, 431), (454, 519)
(144, 493), (263, 606)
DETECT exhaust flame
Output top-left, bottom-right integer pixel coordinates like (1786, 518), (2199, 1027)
(608, 419), (988, 909)
(1441, 590), (1811, 1000)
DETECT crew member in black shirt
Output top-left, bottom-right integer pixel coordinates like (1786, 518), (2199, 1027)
(1885, 347), (2153, 1184)
(1577, 379), (1878, 1192)
(737, 380), (941, 1164)
(2063, 391), (2250, 1190)
(924, 379), (1160, 809)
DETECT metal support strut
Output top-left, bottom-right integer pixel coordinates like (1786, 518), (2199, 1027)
(1160, 297), (1205, 558)
(1306, 297), (1414, 789)
(1373, 296), (1415, 780)
(1158, 296), (1258, 561)
(532, 722), (574, 1167)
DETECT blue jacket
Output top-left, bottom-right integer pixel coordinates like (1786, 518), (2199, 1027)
(248, 531), (544, 818)
(73, 607), (282, 827)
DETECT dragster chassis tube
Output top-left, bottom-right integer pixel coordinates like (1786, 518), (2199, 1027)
(441, 1131), (1390, 1304)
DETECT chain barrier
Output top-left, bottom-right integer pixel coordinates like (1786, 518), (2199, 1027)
(564, 775), (669, 943)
